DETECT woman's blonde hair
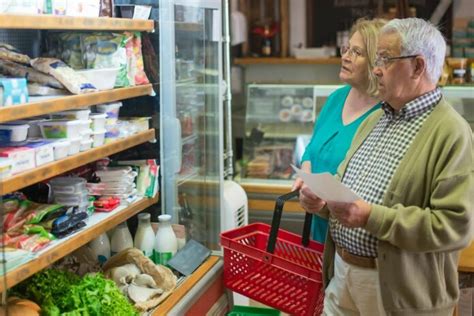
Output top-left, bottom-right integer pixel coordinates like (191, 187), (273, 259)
(350, 18), (387, 97)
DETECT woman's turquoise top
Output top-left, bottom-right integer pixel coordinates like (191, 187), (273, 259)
(301, 85), (381, 243)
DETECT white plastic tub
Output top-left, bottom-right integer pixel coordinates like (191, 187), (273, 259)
(92, 129), (106, 147)
(0, 124), (29, 142)
(77, 119), (92, 135)
(11, 118), (48, 138)
(80, 138), (93, 151)
(68, 137), (81, 155)
(77, 68), (120, 91)
(96, 102), (122, 119)
(51, 109), (91, 120)
(39, 120), (81, 139)
(53, 139), (70, 160)
(89, 113), (107, 131)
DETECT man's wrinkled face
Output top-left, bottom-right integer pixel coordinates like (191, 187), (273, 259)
(373, 32), (415, 107)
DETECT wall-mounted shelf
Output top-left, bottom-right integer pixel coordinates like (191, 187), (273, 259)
(0, 194), (159, 293)
(0, 84), (154, 123)
(0, 14), (154, 31)
(234, 57), (341, 66)
(0, 129), (155, 195)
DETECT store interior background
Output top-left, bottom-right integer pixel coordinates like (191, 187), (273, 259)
(229, 0), (474, 233)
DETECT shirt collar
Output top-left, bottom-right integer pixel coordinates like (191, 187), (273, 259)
(381, 88), (441, 121)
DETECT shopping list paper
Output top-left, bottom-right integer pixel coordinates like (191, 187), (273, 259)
(291, 165), (361, 203)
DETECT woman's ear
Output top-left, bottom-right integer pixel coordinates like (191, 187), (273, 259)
(412, 56), (426, 79)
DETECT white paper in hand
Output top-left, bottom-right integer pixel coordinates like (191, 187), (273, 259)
(292, 164), (361, 203)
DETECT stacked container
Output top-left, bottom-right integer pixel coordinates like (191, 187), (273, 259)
(50, 177), (92, 215)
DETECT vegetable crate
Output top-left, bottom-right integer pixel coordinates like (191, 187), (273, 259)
(221, 191), (325, 316)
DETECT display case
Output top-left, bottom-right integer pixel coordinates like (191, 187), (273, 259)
(240, 84), (473, 183)
(159, 0), (226, 250)
(241, 84), (341, 181)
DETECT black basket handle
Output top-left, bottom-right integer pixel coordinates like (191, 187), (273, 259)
(266, 190), (313, 254)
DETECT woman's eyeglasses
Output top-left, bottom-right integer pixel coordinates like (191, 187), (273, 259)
(340, 46), (364, 60)
(374, 55), (418, 68)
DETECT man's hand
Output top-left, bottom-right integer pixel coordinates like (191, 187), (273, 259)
(327, 200), (372, 228)
(299, 185), (326, 214)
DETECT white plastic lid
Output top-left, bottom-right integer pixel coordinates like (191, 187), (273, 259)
(158, 214), (172, 222)
(0, 124), (29, 129)
(92, 129), (107, 135)
(54, 139), (71, 147)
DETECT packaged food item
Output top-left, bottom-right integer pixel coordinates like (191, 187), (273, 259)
(99, 0), (113, 17)
(0, 59), (64, 89)
(125, 32), (150, 85)
(0, 43), (30, 64)
(30, 58), (97, 94)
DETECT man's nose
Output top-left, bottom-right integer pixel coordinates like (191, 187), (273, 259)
(373, 66), (382, 77)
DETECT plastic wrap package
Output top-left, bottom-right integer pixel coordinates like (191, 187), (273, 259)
(31, 58), (97, 94)
(124, 32), (149, 85)
(0, 43), (30, 64)
(0, 59), (64, 89)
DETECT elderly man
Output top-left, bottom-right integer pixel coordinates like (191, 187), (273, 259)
(299, 18), (473, 315)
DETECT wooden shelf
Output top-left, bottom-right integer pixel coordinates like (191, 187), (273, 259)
(234, 57), (341, 66)
(0, 14), (154, 31)
(0, 129), (155, 195)
(152, 256), (220, 315)
(0, 84), (153, 123)
(0, 194), (159, 293)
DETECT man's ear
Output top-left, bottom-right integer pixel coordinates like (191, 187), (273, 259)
(412, 56), (426, 79)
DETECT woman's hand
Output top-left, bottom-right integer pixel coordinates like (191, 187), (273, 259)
(292, 161), (312, 191)
(299, 185), (326, 214)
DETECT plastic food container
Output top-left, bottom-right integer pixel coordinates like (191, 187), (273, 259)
(54, 191), (89, 206)
(0, 157), (13, 179)
(96, 102), (122, 119)
(92, 129), (106, 147)
(11, 118), (48, 138)
(49, 177), (87, 194)
(39, 120), (81, 139)
(53, 139), (70, 160)
(68, 137), (81, 156)
(50, 109), (91, 120)
(80, 139), (93, 151)
(89, 113), (107, 131)
(77, 68), (120, 91)
(0, 124), (29, 142)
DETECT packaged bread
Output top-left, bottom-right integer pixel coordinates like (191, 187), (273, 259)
(0, 59), (64, 89)
(31, 58), (97, 94)
(0, 43), (30, 65)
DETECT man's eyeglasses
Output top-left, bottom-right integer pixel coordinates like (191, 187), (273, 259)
(340, 46), (364, 60)
(374, 55), (418, 68)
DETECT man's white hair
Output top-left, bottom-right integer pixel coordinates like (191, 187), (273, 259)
(380, 18), (446, 84)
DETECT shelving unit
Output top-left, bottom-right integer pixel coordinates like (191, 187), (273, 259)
(0, 129), (155, 195)
(0, 194), (159, 293)
(0, 14), (154, 31)
(0, 84), (153, 123)
(0, 14), (159, 302)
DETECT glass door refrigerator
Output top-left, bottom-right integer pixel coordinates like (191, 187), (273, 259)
(159, 0), (225, 250)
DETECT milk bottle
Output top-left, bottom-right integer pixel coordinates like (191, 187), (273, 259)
(134, 213), (155, 260)
(89, 233), (111, 266)
(110, 221), (133, 256)
(153, 214), (178, 265)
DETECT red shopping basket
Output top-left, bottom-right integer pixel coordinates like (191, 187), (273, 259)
(221, 190), (325, 316)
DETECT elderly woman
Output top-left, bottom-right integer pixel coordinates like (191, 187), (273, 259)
(294, 18), (386, 243)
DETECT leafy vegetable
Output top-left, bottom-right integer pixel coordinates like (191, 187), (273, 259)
(11, 269), (138, 316)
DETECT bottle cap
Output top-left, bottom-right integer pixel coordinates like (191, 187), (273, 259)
(138, 213), (151, 221)
(158, 214), (172, 222)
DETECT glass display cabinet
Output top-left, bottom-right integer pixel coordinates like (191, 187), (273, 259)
(241, 84), (341, 181)
(159, 0), (225, 250)
(240, 84), (474, 185)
